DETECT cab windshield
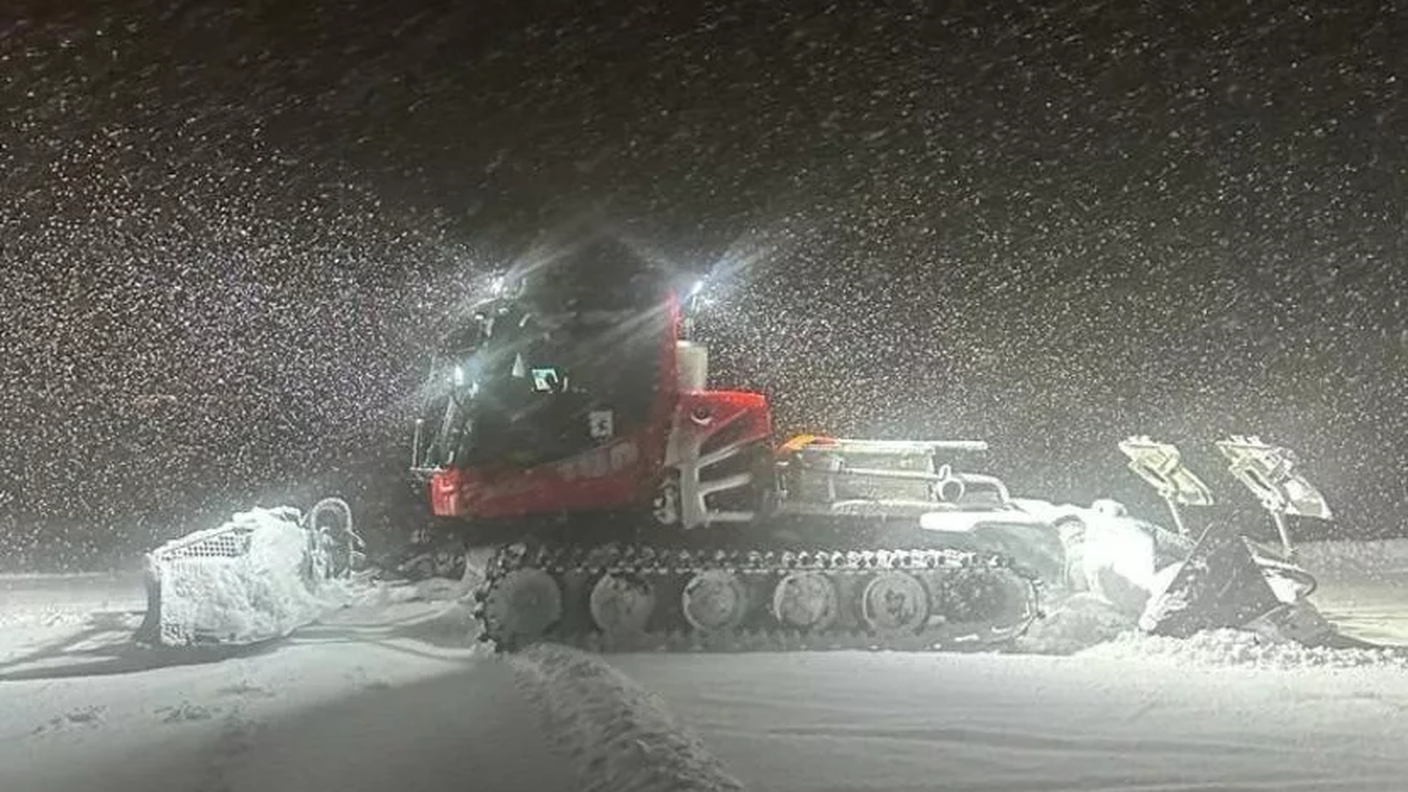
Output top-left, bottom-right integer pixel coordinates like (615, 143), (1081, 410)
(445, 289), (672, 469)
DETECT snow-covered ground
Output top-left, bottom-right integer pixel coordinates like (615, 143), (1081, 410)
(2, 539), (1406, 792)
(1296, 539), (1408, 648)
(0, 573), (743, 792)
(616, 651), (1408, 792)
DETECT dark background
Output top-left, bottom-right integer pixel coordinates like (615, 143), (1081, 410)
(1, 0), (1403, 571)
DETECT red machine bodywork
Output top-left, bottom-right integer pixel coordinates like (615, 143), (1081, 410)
(672, 389), (773, 461)
(429, 436), (659, 519)
(427, 295), (774, 522)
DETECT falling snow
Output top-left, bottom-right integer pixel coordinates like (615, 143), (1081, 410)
(1, 1), (1403, 570)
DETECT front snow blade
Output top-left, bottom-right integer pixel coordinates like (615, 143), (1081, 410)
(1139, 522), (1285, 639)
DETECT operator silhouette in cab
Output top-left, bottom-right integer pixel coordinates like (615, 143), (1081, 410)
(453, 232), (674, 468)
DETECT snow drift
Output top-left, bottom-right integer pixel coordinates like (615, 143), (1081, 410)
(509, 643), (747, 792)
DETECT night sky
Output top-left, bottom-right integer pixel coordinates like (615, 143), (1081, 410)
(1, 0), (1403, 569)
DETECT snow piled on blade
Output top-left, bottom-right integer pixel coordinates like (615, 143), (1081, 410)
(509, 644), (747, 792)
(145, 506), (351, 646)
(1080, 628), (1408, 670)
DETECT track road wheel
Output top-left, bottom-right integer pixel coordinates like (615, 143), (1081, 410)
(772, 572), (839, 631)
(860, 572), (929, 634)
(681, 570), (748, 633)
(481, 568), (562, 651)
(589, 573), (656, 640)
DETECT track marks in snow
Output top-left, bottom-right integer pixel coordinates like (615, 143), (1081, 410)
(761, 721), (1298, 760)
(215, 680), (277, 699)
(29, 705), (107, 735)
(510, 644), (747, 792)
(193, 709), (265, 792)
(615, 651), (1408, 792)
(157, 701), (223, 723)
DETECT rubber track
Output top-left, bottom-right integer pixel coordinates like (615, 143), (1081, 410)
(474, 542), (1043, 654)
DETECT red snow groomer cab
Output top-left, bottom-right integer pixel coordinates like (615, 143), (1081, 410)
(411, 246), (774, 539)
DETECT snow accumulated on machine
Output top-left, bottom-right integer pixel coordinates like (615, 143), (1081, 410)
(920, 433), (1353, 648)
(136, 498), (365, 648)
(406, 237), (1042, 653)
(1121, 435), (1342, 645)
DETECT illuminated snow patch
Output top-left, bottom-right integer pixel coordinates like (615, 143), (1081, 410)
(1079, 628), (1408, 670)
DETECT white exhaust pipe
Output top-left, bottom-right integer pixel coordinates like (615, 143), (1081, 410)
(677, 340), (708, 391)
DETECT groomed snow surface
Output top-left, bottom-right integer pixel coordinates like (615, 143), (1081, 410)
(3, 538), (1408, 792)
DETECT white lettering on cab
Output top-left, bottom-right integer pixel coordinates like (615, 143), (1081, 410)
(557, 441), (641, 482)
